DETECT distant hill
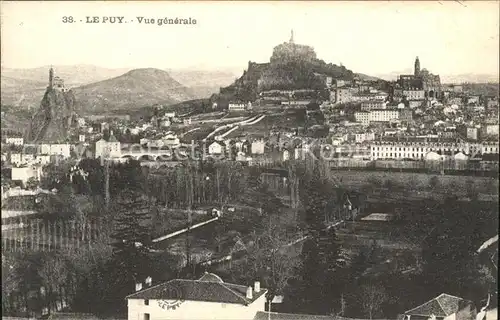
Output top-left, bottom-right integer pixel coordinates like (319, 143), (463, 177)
(0, 76), (47, 108)
(1, 76), (46, 90)
(1, 65), (130, 108)
(1, 65), (236, 110)
(167, 69), (238, 99)
(72, 68), (195, 114)
(1, 108), (32, 136)
(1, 65), (131, 86)
(441, 74), (499, 85)
(355, 73), (382, 82)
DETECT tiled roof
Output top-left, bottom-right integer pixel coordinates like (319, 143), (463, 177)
(254, 312), (391, 320)
(481, 153), (499, 162)
(254, 312), (335, 320)
(405, 293), (467, 317)
(126, 278), (266, 305)
(198, 272), (224, 283)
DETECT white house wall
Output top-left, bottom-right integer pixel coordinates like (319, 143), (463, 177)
(128, 295), (266, 320)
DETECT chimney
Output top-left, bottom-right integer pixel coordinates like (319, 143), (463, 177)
(254, 281), (260, 293)
(135, 283), (143, 292)
(145, 276), (152, 287)
(246, 286), (253, 299)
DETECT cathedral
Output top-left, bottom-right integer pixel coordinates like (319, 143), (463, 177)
(396, 57), (441, 99)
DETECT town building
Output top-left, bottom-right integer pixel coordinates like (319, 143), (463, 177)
(398, 108), (413, 122)
(354, 112), (370, 126)
(369, 138), (487, 161)
(251, 140), (266, 154)
(228, 103), (246, 112)
(126, 273), (267, 320)
(332, 88), (352, 104)
(5, 137), (24, 146)
(368, 109), (399, 123)
(355, 132), (375, 143)
(481, 142), (499, 155)
(481, 124), (499, 138)
(39, 144), (71, 158)
(208, 141), (225, 155)
(11, 165), (43, 185)
(361, 100), (386, 111)
(402, 89), (426, 101)
(466, 127), (479, 141)
(95, 132), (121, 159)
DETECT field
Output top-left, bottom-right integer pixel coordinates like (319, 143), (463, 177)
(150, 207), (212, 239)
(224, 110), (305, 139)
(330, 169), (499, 200)
(180, 125), (214, 142)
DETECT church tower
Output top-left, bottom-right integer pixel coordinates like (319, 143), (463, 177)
(414, 56), (420, 77)
(49, 66), (54, 88)
(289, 29), (294, 44)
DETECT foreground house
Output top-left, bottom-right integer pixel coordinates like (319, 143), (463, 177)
(126, 273), (267, 320)
(403, 293), (477, 320)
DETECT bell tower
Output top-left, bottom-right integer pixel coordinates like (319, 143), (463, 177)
(414, 56), (420, 77)
(49, 66), (54, 88)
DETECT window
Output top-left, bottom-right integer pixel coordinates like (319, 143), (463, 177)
(144, 299), (149, 306)
(144, 314), (150, 320)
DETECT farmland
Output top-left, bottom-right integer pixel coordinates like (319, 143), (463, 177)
(330, 169), (498, 201)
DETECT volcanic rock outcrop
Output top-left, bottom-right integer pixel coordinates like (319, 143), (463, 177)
(26, 87), (77, 143)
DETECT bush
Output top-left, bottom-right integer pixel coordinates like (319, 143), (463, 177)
(383, 179), (396, 191)
(367, 176), (382, 188)
(428, 176), (440, 190)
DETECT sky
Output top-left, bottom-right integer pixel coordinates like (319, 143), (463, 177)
(1, 1), (499, 78)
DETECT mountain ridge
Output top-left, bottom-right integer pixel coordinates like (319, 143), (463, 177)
(71, 68), (195, 114)
(1, 66), (239, 110)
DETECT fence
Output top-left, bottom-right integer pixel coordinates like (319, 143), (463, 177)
(1, 218), (102, 253)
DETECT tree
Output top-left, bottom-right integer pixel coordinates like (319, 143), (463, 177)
(367, 175), (382, 190)
(300, 166), (332, 231)
(465, 179), (479, 200)
(428, 176), (440, 190)
(25, 177), (40, 190)
(40, 160), (74, 190)
(286, 166), (345, 314)
(110, 190), (153, 282)
(94, 190), (154, 315)
(383, 178), (396, 192)
(360, 284), (389, 319)
(38, 254), (69, 314)
(407, 175), (420, 192)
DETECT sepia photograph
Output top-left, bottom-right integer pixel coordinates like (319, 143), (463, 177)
(0, 1), (498, 320)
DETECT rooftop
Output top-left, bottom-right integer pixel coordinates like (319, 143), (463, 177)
(404, 293), (470, 317)
(254, 312), (390, 320)
(126, 273), (266, 305)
